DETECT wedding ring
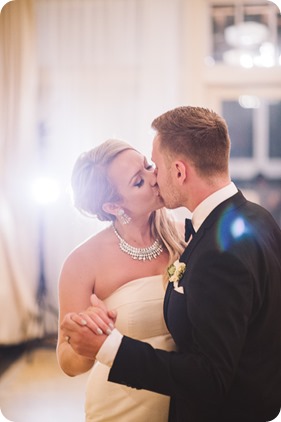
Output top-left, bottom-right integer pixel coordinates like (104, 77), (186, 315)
(65, 335), (70, 343)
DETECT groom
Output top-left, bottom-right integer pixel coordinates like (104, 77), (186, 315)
(68, 106), (281, 421)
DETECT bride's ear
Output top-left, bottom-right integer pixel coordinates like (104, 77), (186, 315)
(102, 202), (119, 217)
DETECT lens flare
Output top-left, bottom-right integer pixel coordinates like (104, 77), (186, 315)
(216, 208), (249, 251)
(230, 218), (246, 238)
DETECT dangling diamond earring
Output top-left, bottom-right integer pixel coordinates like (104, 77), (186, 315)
(117, 209), (131, 225)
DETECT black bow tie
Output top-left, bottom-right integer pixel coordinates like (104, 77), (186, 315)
(185, 218), (195, 242)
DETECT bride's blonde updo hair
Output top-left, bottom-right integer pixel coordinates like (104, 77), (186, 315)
(71, 139), (132, 221)
(71, 139), (186, 281)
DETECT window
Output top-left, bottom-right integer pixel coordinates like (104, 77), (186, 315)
(221, 97), (281, 179)
(210, 2), (281, 67)
(269, 100), (281, 157)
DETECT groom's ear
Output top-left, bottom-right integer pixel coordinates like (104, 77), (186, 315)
(173, 160), (187, 185)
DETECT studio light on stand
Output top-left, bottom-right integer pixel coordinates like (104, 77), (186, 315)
(32, 180), (60, 337)
(31, 176), (60, 297)
(31, 116), (61, 339)
(31, 147), (60, 338)
(31, 175), (60, 338)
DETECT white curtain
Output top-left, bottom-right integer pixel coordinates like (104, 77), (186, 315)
(35, 0), (184, 307)
(0, 0), (184, 343)
(0, 0), (44, 344)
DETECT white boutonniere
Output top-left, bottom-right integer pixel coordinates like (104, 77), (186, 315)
(167, 259), (186, 294)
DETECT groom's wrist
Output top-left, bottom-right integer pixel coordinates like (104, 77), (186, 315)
(96, 328), (123, 367)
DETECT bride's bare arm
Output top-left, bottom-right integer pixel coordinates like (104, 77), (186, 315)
(57, 249), (99, 377)
(60, 295), (117, 362)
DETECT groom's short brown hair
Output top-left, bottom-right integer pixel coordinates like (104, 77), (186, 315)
(151, 106), (230, 178)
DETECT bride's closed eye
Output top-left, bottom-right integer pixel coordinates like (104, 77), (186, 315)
(134, 178), (144, 188)
(134, 164), (154, 188)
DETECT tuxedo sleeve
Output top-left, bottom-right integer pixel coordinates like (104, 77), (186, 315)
(108, 250), (254, 403)
(108, 335), (175, 396)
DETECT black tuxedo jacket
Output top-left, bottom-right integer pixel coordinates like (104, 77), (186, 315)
(108, 191), (281, 422)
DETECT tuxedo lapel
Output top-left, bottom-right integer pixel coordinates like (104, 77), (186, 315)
(164, 279), (173, 323)
(164, 191), (247, 341)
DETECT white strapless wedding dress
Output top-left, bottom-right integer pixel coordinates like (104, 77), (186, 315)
(85, 275), (175, 422)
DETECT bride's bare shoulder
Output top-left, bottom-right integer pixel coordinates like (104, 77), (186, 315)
(63, 224), (114, 267)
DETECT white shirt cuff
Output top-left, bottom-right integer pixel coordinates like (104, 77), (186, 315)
(96, 328), (123, 367)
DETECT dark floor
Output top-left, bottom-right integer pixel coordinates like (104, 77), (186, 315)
(0, 339), (88, 422)
(0, 344), (25, 377)
(0, 335), (57, 378)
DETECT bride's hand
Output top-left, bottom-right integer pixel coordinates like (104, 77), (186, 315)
(70, 294), (117, 335)
(60, 314), (107, 359)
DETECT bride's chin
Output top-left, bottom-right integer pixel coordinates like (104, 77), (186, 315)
(156, 198), (165, 209)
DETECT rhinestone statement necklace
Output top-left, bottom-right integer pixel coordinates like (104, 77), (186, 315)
(112, 224), (163, 261)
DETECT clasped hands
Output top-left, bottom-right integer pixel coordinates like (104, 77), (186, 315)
(61, 294), (117, 360)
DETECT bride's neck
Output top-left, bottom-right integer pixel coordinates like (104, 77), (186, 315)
(113, 221), (154, 247)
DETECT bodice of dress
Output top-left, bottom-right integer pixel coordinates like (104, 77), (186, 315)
(103, 275), (175, 350)
(85, 275), (175, 422)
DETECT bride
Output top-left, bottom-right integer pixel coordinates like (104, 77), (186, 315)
(57, 139), (185, 421)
